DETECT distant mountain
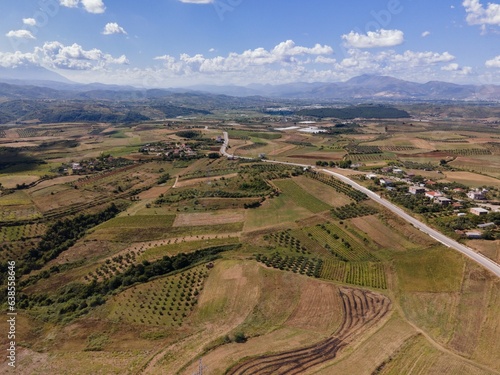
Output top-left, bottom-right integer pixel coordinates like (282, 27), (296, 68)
(188, 75), (500, 102)
(0, 66), (73, 85)
(0, 71), (498, 102)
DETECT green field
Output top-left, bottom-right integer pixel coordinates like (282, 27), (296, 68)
(273, 178), (331, 213)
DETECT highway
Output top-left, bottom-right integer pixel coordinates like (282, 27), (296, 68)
(219, 130), (500, 278)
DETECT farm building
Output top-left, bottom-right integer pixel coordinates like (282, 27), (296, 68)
(425, 191), (442, 199)
(467, 190), (486, 200)
(470, 207), (489, 216)
(409, 186), (426, 195)
(465, 232), (483, 239)
(477, 222), (495, 229)
(379, 178), (393, 186)
(435, 197), (452, 206)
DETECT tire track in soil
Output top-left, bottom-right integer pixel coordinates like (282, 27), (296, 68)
(226, 287), (391, 375)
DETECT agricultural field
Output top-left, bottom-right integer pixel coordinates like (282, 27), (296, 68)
(0, 109), (499, 375)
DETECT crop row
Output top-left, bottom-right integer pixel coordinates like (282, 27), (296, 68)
(16, 128), (41, 138)
(349, 153), (394, 162)
(0, 224), (46, 242)
(256, 253), (322, 278)
(439, 148), (491, 156)
(179, 167), (241, 180)
(379, 146), (417, 152)
(108, 265), (209, 327)
(331, 203), (378, 220)
(73, 164), (141, 188)
(305, 223), (378, 262)
(265, 230), (310, 255)
(345, 145), (382, 154)
(307, 172), (367, 202)
(320, 259), (387, 289)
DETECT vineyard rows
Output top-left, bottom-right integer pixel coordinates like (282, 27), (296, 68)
(320, 259), (387, 289)
(379, 146), (418, 152)
(256, 253), (322, 278)
(305, 223), (378, 262)
(108, 265), (209, 327)
(16, 128), (42, 138)
(331, 203), (378, 220)
(0, 223), (46, 242)
(345, 145), (382, 154)
(265, 230), (311, 255)
(438, 148), (491, 156)
(307, 172), (367, 202)
(349, 153), (396, 162)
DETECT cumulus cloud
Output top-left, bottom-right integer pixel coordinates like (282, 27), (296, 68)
(148, 40), (464, 86)
(154, 40), (334, 74)
(422, 31), (431, 37)
(0, 51), (37, 68)
(35, 41), (127, 69)
(441, 63), (472, 75)
(59, 0), (105, 13)
(463, 0), (500, 26)
(60, 0), (79, 7)
(0, 41), (127, 71)
(485, 55), (500, 67)
(6, 30), (36, 39)
(23, 18), (37, 26)
(342, 29), (404, 48)
(102, 22), (127, 35)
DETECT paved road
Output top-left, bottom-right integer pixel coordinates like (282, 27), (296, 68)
(219, 132), (500, 278)
(320, 168), (500, 278)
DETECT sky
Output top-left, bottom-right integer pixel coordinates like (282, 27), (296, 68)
(0, 0), (499, 87)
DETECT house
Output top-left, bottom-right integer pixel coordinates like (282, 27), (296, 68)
(467, 190), (486, 200)
(393, 168), (404, 174)
(465, 231), (483, 239)
(425, 191), (442, 199)
(71, 163), (82, 170)
(477, 222), (495, 229)
(435, 197), (452, 206)
(381, 167), (393, 173)
(366, 173), (378, 180)
(409, 186), (426, 195)
(470, 207), (489, 216)
(457, 213), (466, 217)
(379, 178), (393, 186)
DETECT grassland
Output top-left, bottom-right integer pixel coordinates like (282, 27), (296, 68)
(1, 113), (499, 375)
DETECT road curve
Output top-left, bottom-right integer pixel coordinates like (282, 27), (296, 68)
(219, 132), (500, 278)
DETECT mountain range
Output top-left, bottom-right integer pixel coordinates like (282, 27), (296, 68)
(0, 66), (499, 102)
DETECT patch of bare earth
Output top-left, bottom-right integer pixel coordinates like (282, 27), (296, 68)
(173, 210), (245, 227)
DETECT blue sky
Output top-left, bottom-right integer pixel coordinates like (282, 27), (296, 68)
(0, 0), (499, 87)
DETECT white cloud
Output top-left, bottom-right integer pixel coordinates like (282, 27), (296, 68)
(0, 41), (126, 71)
(463, 0), (500, 26)
(179, 0), (214, 3)
(102, 22), (127, 35)
(0, 51), (37, 68)
(342, 29), (404, 48)
(6, 30), (36, 39)
(59, 0), (105, 13)
(422, 31), (431, 37)
(154, 40), (334, 75)
(35, 41), (127, 69)
(23, 18), (37, 26)
(442, 63), (460, 71)
(60, 0), (79, 8)
(441, 63), (472, 75)
(485, 55), (500, 67)
(81, 0), (106, 14)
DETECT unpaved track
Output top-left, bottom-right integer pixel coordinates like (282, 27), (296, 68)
(226, 288), (391, 375)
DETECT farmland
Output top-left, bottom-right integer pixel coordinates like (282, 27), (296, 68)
(0, 104), (499, 375)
